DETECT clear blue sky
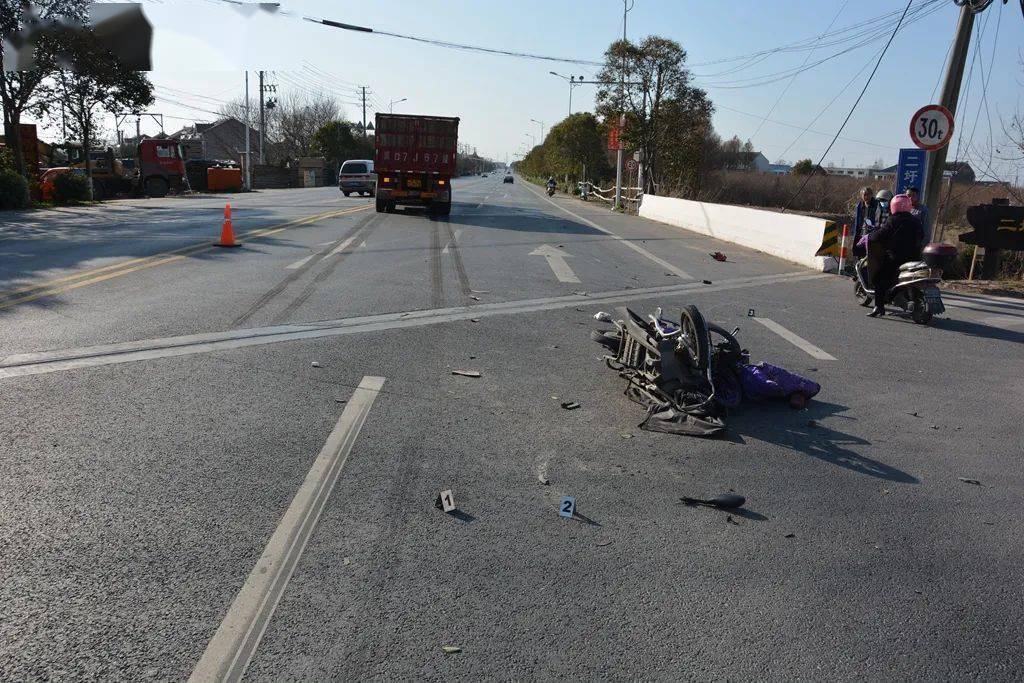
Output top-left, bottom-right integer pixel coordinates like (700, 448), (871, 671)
(57, 0), (1024, 180)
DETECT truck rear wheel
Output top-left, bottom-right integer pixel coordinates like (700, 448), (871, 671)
(145, 176), (169, 198)
(432, 201), (451, 216)
(375, 196), (386, 213)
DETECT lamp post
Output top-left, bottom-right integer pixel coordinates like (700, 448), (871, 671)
(388, 97), (407, 113)
(549, 71), (582, 117)
(525, 132), (536, 148)
(530, 118), (545, 142)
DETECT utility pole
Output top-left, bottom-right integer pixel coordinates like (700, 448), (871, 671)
(244, 71), (251, 191)
(614, 0), (631, 210)
(923, 1), (975, 241)
(258, 70), (265, 164)
(361, 86), (368, 138)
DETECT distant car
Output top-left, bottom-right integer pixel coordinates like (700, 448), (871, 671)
(481, 173), (488, 177)
(339, 159), (375, 196)
(503, 175), (513, 184)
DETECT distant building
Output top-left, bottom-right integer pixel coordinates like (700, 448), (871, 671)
(170, 117), (261, 163)
(824, 165), (890, 180)
(722, 151), (771, 173)
(767, 163), (792, 175)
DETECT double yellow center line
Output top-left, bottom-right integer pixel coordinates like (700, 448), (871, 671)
(0, 204), (371, 312)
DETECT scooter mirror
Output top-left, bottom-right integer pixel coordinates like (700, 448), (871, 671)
(593, 311), (613, 322)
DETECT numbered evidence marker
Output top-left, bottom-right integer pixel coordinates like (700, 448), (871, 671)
(559, 496), (576, 519)
(436, 489), (457, 513)
(748, 309), (755, 317)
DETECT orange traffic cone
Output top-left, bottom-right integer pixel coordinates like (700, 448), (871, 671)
(214, 203), (240, 248)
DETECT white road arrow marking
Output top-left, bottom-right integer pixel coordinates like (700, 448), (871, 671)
(285, 254), (315, 270)
(530, 244), (581, 283)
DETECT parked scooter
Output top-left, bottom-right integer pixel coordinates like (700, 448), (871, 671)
(853, 242), (958, 325)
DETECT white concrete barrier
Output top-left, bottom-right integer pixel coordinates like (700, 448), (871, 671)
(639, 194), (835, 271)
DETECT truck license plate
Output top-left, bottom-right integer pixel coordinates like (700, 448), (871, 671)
(406, 179), (422, 188)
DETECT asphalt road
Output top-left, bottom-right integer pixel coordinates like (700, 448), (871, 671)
(1, 176), (1023, 680)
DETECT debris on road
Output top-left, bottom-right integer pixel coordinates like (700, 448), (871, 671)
(620, 432), (634, 439)
(311, 361), (322, 368)
(334, 398), (347, 404)
(681, 493), (746, 509)
(470, 295), (481, 301)
(784, 532), (796, 538)
(711, 251), (728, 262)
(451, 369), (482, 378)
(726, 515), (740, 525)
(958, 477), (983, 486)
(343, 557), (351, 566)
(560, 401), (580, 410)
(702, 279), (713, 284)
(470, 318), (481, 322)
(573, 290), (589, 296)
(595, 539), (614, 547)
(441, 646), (462, 655)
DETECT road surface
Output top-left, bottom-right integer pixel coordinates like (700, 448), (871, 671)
(1, 177), (1022, 680)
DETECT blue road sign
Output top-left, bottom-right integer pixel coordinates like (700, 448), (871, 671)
(896, 148), (928, 195)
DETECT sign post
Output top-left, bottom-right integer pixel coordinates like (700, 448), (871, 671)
(895, 148), (928, 195)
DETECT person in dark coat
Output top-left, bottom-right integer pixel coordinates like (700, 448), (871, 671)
(865, 193), (925, 317)
(852, 186), (878, 259)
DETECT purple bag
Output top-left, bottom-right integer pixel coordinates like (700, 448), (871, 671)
(737, 362), (821, 402)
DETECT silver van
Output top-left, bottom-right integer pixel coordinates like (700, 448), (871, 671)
(339, 159), (375, 196)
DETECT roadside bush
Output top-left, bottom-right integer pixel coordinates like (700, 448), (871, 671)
(0, 169), (30, 210)
(53, 173), (90, 205)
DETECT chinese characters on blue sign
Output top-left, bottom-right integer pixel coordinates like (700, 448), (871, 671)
(896, 148), (928, 195)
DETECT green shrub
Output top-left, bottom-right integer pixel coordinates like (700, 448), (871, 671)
(53, 172), (90, 204)
(0, 169), (29, 210)
(0, 147), (16, 173)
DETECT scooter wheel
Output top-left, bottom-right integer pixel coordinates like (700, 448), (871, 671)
(911, 293), (933, 325)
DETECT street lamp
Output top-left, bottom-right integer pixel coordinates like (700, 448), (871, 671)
(530, 118), (545, 142)
(524, 132), (536, 147)
(388, 97), (407, 113)
(550, 71), (582, 117)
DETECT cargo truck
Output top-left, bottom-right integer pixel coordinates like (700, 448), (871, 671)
(374, 113), (459, 215)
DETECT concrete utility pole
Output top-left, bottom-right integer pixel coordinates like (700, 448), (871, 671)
(244, 71), (251, 191)
(361, 86), (368, 137)
(923, 1), (975, 241)
(614, 0), (632, 210)
(258, 70), (265, 164)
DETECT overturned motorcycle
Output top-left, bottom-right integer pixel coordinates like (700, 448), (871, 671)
(592, 305), (820, 438)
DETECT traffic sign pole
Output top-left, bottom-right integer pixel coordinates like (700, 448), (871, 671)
(922, 1), (975, 241)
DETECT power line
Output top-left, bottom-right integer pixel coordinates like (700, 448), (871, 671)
(696, 1), (944, 89)
(781, 0), (915, 213)
(716, 104), (892, 150)
(747, 0), (850, 142)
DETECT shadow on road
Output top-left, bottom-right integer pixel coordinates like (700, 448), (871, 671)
(728, 400), (919, 484)
(437, 203), (604, 235)
(931, 317), (1024, 344)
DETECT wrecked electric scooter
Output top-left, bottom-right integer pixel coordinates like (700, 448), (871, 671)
(592, 305), (820, 438)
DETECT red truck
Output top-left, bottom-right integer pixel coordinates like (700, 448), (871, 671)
(374, 113), (459, 215)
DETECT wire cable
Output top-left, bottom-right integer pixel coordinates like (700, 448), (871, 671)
(780, 0), (915, 213)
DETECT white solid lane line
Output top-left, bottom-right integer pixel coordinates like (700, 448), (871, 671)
(285, 254), (316, 270)
(188, 376), (385, 683)
(530, 244), (581, 283)
(520, 180), (693, 280)
(753, 317), (837, 360)
(0, 271), (825, 378)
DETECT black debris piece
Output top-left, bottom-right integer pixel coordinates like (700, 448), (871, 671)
(561, 401), (581, 410)
(681, 493), (746, 509)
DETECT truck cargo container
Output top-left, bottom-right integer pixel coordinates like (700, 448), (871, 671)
(374, 113), (459, 215)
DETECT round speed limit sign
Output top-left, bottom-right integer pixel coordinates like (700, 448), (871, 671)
(910, 104), (954, 151)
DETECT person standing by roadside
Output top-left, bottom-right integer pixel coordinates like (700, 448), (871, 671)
(852, 186), (878, 259)
(906, 186), (930, 245)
